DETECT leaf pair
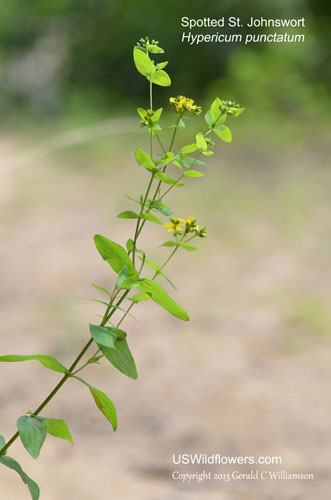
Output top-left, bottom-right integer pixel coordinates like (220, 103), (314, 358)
(133, 47), (171, 87)
(17, 415), (73, 459)
(89, 324), (138, 380)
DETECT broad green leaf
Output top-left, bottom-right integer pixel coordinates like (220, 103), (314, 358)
(161, 241), (177, 248)
(196, 132), (207, 151)
(141, 212), (162, 225)
(117, 211), (139, 219)
(0, 355), (68, 374)
(136, 279), (189, 321)
(0, 455), (40, 500)
(135, 148), (157, 173)
(133, 47), (155, 77)
(205, 111), (214, 128)
(148, 70), (171, 87)
(126, 238), (134, 252)
(181, 143), (198, 154)
(39, 418), (73, 445)
(94, 234), (138, 278)
(152, 107), (163, 122)
(132, 292), (151, 302)
(92, 284), (111, 296)
(183, 170), (204, 178)
(214, 126), (232, 143)
(202, 150), (214, 156)
(154, 172), (183, 187)
(147, 44), (164, 53)
(73, 377), (117, 431)
(89, 324), (117, 348)
(17, 416), (47, 459)
(116, 265), (129, 290)
(137, 107), (146, 120)
(210, 97), (222, 121)
(99, 338), (138, 380)
(156, 61), (168, 69)
(178, 242), (199, 251)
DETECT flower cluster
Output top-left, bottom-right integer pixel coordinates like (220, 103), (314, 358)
(169, 95), (202, 116)
(135, 36), (160, 53)
(219, 100), (242, 116)
(163, 216), (207, 238)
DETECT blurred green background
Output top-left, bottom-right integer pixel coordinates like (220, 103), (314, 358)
(1, 1), (331, 500)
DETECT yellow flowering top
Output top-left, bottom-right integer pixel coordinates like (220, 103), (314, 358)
(169, 95), (202, 116)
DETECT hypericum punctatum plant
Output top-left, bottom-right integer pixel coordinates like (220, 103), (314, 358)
(0, 36), (244, 499)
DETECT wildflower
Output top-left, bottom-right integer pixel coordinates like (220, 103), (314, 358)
(169, 95), (202, 116)
(163, 217), (186, 233)
(185, 216), (197, 233)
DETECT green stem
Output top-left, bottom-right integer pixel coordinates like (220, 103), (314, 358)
(169, 116), (181, 152)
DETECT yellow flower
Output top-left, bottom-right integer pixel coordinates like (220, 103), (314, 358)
(169, 95), (202, 116)
(184, 216), (197, 232)
(163, 217), (186, 232)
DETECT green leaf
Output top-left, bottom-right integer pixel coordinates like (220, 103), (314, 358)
(152, 107), (163, 122)
(214, 126), (232, 143)
(99, 338), (138, 380)
(116, 265), (129, 290)
(141, 212), (162, 224)
(148, 70), (171, 87)
(89, 386), (118, 431)
(0, 354), (68, 374)
(152, 201), (173, 216)
(178, 118), (185, 128)
(210, 97), (223, 121)
(156, 152), (174, 165)
(17, 416), (47, 459)
(121, 276), (139, 290)
(135, 148), (157, 173)
(202, 150), (214, 156)
(229, 106), (245, 117)
(126, 238), (134, 252)
(154, 172), (183, 187)
(0, 455), (40, 500)
(196, 132), (207, 151)
(89, 324), (117, 348)
(205, 111), (214, 128)
(0, 435), (6, 454)
(39, 418), (73, 445)
(132, 292), (151, 303)
(178, 242), (199, 251)
(156, 61), (168, 69)
(147, 44), (164, 53)
(161, 241), (177, 248)
(183, 170), (204, 178)
(133, 47), (155, 77)
(117, 211), (139, 219)
(94, 234), (138, 279)
(181, 143), (198, 154)
(137, 107), (146, 120)
(92, 284), (111, 296)
(136, 279), (189, 321)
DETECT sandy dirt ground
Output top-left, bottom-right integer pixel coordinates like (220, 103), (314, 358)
(0, 126), (331, 500)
